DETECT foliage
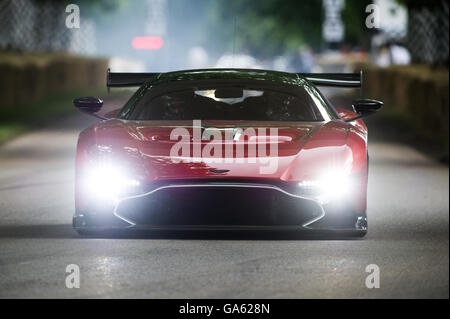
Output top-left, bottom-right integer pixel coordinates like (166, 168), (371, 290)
(203, 0), (373, 57)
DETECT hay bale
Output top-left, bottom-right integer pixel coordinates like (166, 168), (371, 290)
(434, 74), (449, 134)
(87, 58), (108, 87)
(358, 64), (381, 99)
(12, 65), (27, 106)
(390, 67), (409, 111)
(0, 54), (110, 110)
(67, 57), (88, 88)
(354, 62), (449, 140)
(46, 59), (70, 93)
(0, 63), (16, 107)
(22, 63), (48, 103)
(378, 68), (397, 107)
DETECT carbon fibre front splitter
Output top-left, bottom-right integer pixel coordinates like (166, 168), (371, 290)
(73, 216), (367, 239)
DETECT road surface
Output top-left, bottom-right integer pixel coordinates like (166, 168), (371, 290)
(0, 100), (448, 298)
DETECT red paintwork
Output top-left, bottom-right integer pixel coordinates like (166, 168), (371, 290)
(75, 110), (369, 213)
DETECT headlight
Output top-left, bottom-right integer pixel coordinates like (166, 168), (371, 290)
(83, 163), (141, 203)
(298, 169), (352, 204)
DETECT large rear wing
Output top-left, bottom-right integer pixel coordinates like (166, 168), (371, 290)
(299, 72), (362, 88)
(106, 68), (362, 89)
(106, 68), (160, 88)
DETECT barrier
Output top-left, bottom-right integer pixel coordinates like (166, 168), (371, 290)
(0, 54), (108, 108)
(354, 63), (449, 136)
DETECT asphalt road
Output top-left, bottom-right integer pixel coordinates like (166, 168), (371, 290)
(0, 100), (448, 298)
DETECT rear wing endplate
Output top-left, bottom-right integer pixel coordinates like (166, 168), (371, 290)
(106, 68), (160, 88)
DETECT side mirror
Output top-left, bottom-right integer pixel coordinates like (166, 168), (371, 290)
(73, 97), (105, 119)
(344, 99), (383, 122)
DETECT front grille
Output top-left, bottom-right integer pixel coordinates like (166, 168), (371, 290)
(115, 184), (322, 226)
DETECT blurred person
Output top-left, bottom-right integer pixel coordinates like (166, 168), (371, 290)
(288, 46), (315, 72)
(389, 44), (411, 65)
(374, 42), (411, 67)
(272, 55), (290, 72)
(372, 34), (411, 67)
(215, 52), (263, 69)
(187, 46), (210, 69)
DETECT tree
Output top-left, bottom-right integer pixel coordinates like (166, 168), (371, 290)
(203, 0), (373, 58)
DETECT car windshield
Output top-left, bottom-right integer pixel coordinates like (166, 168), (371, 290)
(119, 80), (331, 122)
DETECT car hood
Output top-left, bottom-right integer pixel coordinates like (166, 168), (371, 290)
(91, 119), (357, 183)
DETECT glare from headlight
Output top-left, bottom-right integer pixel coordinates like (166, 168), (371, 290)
(298, 170), (352, 204)
(83, 163), (140, 202)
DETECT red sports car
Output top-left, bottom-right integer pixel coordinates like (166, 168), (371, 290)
(72, 69), (382, 237)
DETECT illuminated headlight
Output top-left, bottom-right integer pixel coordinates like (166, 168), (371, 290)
(298, 170), (353, 204)
(83, 163), (141, 203)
